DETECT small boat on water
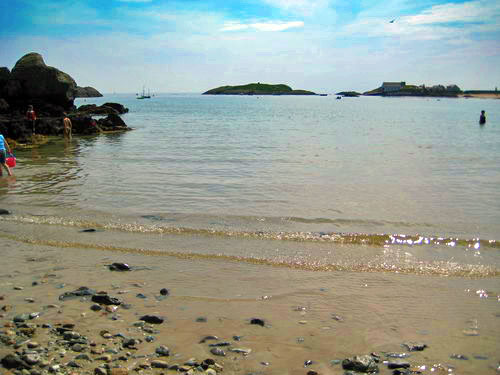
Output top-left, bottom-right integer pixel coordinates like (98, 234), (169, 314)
(336, 96), (342, 100)
(137, 86), (151, 99)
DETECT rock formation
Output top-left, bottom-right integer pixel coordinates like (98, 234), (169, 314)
(75, 86), (103, 98)
(0, 52), (131, 143)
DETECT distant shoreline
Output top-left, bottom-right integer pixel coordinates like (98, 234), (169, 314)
(459, 93), (500, 99)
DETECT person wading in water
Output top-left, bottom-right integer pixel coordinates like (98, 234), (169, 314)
(63, 113), (72, 140)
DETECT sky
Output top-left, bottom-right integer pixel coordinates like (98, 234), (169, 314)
(0, 0), (499, 93)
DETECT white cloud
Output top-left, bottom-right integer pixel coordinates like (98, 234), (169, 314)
(261, 0), (330, 16)
(222, 20), (304, 32)
(405, 1), (500, 25)
(342, 0), (500, 41)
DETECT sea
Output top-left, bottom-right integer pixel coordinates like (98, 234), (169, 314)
(0, 94), (499, 374)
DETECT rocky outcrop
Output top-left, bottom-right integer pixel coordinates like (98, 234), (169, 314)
(203, 83), (316, 95)
(77, 103), (128, 115)
(9, 53), (77, 110)
(0, 53), (131, 143)
(75, 86), (103, 98)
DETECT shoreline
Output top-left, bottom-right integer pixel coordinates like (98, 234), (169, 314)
(1, 233), (499, 375)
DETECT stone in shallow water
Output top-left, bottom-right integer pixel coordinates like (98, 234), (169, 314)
(250, 318), (265, 327)
(199, 335), (218, 343)
(0, 209), (11, 215)
(160, 288), (169, 296)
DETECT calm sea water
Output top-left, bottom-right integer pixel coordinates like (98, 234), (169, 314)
(0, 94), (499, 276)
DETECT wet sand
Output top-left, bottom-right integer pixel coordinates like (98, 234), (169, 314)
(1, 234), (499, 375)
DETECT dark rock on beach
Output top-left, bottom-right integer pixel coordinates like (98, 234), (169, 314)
(91, 294), (122, 305)
(108, 263), (131, 271)
(0, 209), (10, 215)
(140, 315), (164, 324)
(250, 318), (265, 327)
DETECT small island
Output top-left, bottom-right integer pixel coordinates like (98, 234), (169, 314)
(203, 83), (316, 95)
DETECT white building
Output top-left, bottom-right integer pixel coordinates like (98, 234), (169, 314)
(382, 82), (406, 92)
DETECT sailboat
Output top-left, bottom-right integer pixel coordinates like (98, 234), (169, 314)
(137, 86), (151, 99)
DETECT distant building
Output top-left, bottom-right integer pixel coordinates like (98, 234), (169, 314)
(382, 81), (406, 93)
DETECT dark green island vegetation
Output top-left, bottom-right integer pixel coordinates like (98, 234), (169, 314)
(203, 82), (316, 95)
(336, 91), (361, 97)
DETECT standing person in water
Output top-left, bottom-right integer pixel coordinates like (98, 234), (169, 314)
(26, 105), (37, 134)
(479, 110), (486, 125)
(63, 113), (72, 140)
(0, 132), (13, 177)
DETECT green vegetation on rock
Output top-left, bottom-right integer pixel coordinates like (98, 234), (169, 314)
(203, 83), (316, 95)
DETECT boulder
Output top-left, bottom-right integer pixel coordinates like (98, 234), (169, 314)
(102, 102), (128, 114)
(75, 86), (103, 98)
(97, 113), (128, 131)
(10, 52), (77, 108)
(77, 104), (118, 115)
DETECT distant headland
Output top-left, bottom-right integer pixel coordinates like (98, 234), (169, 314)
(203, 83), (316, 96)
(359, 81), (499, 99)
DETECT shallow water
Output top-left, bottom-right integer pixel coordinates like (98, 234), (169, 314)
(0, 94), (499, 374)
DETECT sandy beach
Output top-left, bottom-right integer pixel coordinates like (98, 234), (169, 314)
(1, 226), (499, 375)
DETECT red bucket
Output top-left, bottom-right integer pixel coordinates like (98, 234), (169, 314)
(6, 154), (16, 168)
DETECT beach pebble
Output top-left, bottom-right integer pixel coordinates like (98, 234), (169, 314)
(209, 342), (231, 347)
(304, 360), (313, 366)
(25, 298), (35, 303)
(342, 355), (379, 373)
(75, 354), (92, 361)
(160, 288), (169, 296)
(250, 318), (265, 327)
(210, 348), (226, 356)
(196, 316), (207, 322)
(402, 342), (427, 351)
(90, 304), (102, 311)
(96, 354), (112, 362)
(108, 263), (131, 271)
(91, 294), (122, 306)
(151, 360), (169, 368)
(0, 208), (11, 215)
(205, 369), (217, 375)
(23, 353), (40, 365)
(27, 341), (39, 349)
(140, 315), (164, 324)
(387, 360), (411, 369)
(155, 345), (170, 356)
(14, 286), (24, 290)
(136, 293), (147, 299)
(94, 368), (107, 375)
(199, 335), (218, 343)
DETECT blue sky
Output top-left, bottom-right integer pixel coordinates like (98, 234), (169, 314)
(1, 0), (499, 93)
